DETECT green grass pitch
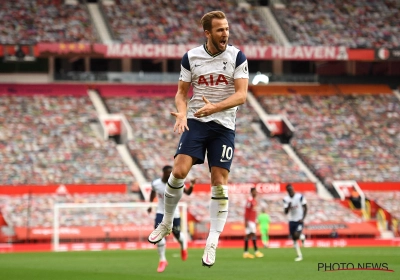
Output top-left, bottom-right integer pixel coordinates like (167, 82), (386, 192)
(0, 247), (398, 280)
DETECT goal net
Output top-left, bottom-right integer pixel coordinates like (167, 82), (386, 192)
(52, 202), (188, 252)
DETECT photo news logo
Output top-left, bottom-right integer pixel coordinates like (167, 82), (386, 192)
(318, 262), (394, 272)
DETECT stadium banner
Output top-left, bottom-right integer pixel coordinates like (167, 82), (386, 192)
(37, 43), (91, 55)
(221, 222), (379, 238)
(357, 182), (400, 191)
(0, 184), (127, 195)
(0, 84), (88, 96)
(14, 221), (378, 241)
(375, 48), (400, 60)
(14, 225), (153, 241)
(192, 182), (315, 193)
(95, 44), (350, 60)
(13, 43), (399, 61)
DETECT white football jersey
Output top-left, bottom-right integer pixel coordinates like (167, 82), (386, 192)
(179, 44), (249, 130)
(151, 178), (180, 218)
(283, 193), (307, 222)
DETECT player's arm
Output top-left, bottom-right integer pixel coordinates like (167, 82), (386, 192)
(147, 190), (156, 213)
(283, 198), (291, 214)
(244, 202), (250, 226)
(184, 178), (196, 195)
(171, 80), (191, 134)
(299, 195), (307, 223)
(299, 204), (307, 223)
(194, 78), (248, 118)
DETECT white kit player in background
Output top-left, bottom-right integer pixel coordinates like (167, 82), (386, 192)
(148, 10), (249, 268)
(147, 165), (195, 273)
(283, 184), (307, 261)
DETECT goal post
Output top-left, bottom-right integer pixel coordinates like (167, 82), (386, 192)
(52, 202), (188, 252)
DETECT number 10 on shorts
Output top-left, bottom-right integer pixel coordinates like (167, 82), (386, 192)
(220, 145), (233, 162)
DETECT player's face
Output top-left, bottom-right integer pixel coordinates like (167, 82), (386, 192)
(287, 186), (295, 197)
(207, 18), (229, 53)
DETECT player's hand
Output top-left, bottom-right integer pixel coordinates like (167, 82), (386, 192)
(171, 111), (189, 134)
(190, 178), (197, 185)
(194, 96), (217, 118)
(298, 219), (303, 224)
(147, 207), (152, 214)
(287, 202), (292, 209)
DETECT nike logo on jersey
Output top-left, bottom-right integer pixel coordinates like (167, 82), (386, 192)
(194, 63), (201, 67)
(179, 142), (182, 150)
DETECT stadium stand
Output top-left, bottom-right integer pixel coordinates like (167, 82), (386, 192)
(0, 0), (97, 44)
(104, 95), (308, 183)
(255, 90), (400, 185)
(101, 0), (276, 45)
(365, 191), (400, 220)
(0, 94), (134, 185)
(273, 0), (400, 48)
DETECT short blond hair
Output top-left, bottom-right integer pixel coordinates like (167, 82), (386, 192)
(200, 11), (226, 31)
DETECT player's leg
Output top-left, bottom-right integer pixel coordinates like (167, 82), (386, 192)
(243, 228), (255, 258)
(162, 154), (192, 225)
(260, 227), (268, 248)
(201, 124), (234, 267)
(300, 232), (306, 246)
(202, 166), (229, 267)
(157, 238), (168, 272)
(290, 222), (303, 261)
(149, 121), (205, 244)
(172, 217), (187, 261)
(153, 214), (168, 272)
(251, 223), (263, 258)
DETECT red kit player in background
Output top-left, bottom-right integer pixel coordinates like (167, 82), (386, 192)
(243, 187), (264, 258)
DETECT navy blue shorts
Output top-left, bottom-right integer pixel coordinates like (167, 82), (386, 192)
(155, 213), (181, 231)
(289, 221), (303, 236)
(175, 119), (235, 171)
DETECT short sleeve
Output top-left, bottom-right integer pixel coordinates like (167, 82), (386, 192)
(301, 195), (307, 205)
(179, 52), (191, 82)
(234, 51), (249, 79)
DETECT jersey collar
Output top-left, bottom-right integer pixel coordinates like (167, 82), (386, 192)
(203, 43), (224, 57)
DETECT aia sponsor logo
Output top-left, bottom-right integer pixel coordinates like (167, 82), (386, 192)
(198, 74), (228, 86)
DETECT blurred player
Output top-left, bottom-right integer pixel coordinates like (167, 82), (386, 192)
(147, 165), (195, 272)
(257, 207), (270, 248)
(283, 184), (307, 261)
(243, 187), (264, 258)
(147, 10), (248, 268)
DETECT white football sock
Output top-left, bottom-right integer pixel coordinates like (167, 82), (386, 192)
(178, 233), (186, 250)
(207, 185), (229, 246)
(294, 240), (302, 257)
(157, 238), (166, 261)
(162, 174), (185, 226)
